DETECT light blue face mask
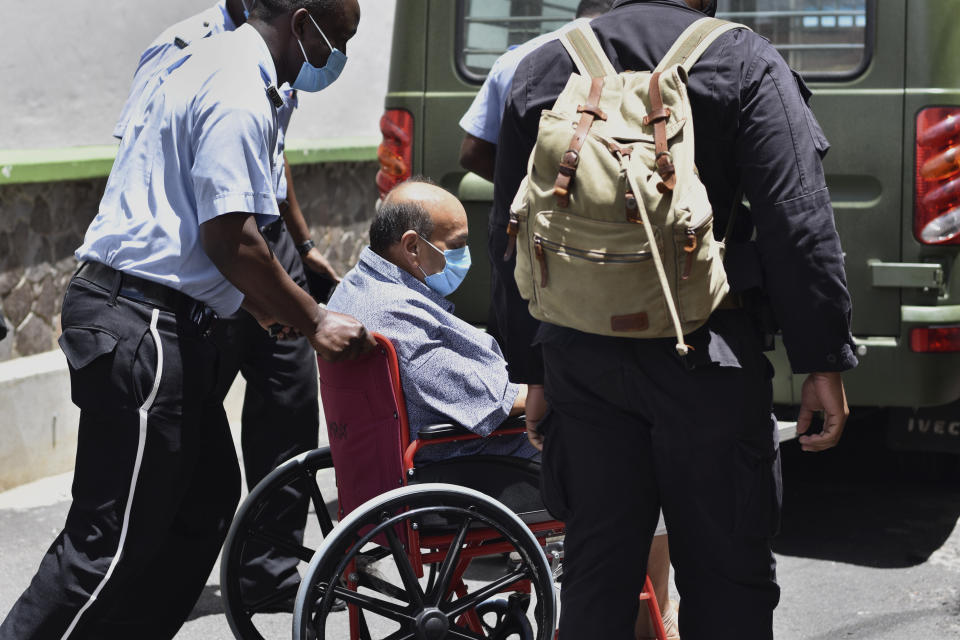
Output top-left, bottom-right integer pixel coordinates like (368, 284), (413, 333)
(292, 14), (347, 93)
(418, 236), (472, 297)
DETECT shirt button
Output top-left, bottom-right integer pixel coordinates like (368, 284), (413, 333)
(826, 354), (837, 364)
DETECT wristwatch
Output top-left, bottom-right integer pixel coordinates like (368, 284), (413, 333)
(296, 239), (316, 257)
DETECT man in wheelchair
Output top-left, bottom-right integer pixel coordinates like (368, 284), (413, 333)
(327, 180), (678, 639)
(327, 177), (540, 464)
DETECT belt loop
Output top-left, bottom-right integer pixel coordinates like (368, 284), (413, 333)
(108, 270), (123, 307)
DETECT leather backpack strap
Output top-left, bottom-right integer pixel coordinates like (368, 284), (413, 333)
(647, 18), (749, 192)
(554, 76), (606, 207)
(553, 23), (615, 207)
(654, 17), (749, 74)
(647, 71), (675, 192)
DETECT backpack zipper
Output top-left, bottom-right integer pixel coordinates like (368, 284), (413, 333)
(533, 234), (654, 289)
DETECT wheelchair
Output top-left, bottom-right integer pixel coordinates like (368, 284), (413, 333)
(221, 334), (668, 640)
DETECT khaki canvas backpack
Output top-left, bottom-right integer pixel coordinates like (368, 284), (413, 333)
(509, 17), (749, 355)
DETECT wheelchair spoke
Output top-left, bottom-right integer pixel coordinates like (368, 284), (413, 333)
(245, 527), (315, 563)
(315, 583), (416, 624)
(358, 608), (373, 640)
(443, 568), (531, 619)
(428, 515), (472, 606)
(243, 583), (299, 616)
(382, 629), (416, 640)
(306, 471), (335, 536)
(383, 525), (425, 608)
(359, 571), (408, 602)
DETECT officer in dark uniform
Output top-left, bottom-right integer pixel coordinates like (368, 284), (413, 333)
(0, 2), (369, 639)
(492, 1), (857, 639)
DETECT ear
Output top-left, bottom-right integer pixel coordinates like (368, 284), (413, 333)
(399, 230), (420, 264)
(290, 7), (310, 41)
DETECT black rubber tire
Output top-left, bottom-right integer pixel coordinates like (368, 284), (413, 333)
(292, 483), (556, 640)
(222, 446), (336, 640)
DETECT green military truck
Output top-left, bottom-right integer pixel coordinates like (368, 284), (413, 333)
(374, 0), (960, 454)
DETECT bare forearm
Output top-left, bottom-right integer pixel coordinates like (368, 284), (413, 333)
(201, 213), (320, 335)
(510, 384), (528, 416)
(459, 135), (497, 183)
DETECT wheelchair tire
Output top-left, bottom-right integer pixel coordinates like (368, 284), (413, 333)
(293, 483), (556, 640)
(222, 446), (337, 640)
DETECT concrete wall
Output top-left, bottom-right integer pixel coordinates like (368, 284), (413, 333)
(0, 0), (396, 149)
(0, 351), (79, 491)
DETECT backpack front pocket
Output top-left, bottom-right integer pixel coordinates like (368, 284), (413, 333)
(526, 211), (672, 337)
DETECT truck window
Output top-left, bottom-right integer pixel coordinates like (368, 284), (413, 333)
(457, 0), (872, 83)
(718, 0), (871, 79)
(457, 0), (578, 82)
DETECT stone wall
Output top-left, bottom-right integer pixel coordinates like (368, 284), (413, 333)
(0, 161), (379, 362)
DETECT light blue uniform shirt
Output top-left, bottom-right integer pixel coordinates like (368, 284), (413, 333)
(78, 24), (282, 316)
(459, 19), (588, 144)
(328, 248), (537, 462)
(114, 1), (298, 200)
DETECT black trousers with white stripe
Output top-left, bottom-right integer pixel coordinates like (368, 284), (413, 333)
(0, 276), (240, 640)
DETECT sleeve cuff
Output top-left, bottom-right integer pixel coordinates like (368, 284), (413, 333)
(198, 192), (280, 228)
(789, 340), (859, 374)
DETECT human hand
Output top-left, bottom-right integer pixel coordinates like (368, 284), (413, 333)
(302, 248), (342, 283)
(524, 384), (547, 451)
(797, 372), (849, 452)
(309, 309), (376, 361)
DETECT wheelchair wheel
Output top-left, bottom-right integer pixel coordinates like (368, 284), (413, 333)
(293, 483), (556, 640)
(477, 598), (535, 640)
(222, 446), (337, 640)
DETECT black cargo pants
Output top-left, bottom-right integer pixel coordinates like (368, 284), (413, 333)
(0, 274), (239, 640)
(539, 310), (782, 640)
(211, 219), (319, 602)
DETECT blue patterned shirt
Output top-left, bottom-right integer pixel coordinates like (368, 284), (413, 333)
(328, 248), (537, 462)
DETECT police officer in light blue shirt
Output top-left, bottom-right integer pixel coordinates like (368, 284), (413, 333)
(110, 0), (341, 608)
(0, 2), (368, 639)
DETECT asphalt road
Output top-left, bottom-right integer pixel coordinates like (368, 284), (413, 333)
(1, 419), (959, 639)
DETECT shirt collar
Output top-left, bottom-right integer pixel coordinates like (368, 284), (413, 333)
(358, 247), (456, 312)
(612, 0), (696, 10)
(235, 22), (278, 88)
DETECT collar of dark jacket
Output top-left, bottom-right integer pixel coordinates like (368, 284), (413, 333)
(612, 0), (701, 12)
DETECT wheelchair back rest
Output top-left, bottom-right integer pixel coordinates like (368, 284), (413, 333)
(316, 334), (411, 522)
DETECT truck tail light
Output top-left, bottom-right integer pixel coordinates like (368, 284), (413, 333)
(915, 107), (960, 244)
(910, 326), (960, 353)
(376, 109), (413, 199)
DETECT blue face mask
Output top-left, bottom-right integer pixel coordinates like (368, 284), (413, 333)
(292, 14), (347, 93)
(241, 0), (254, 20)
(418, 236), (471, 297)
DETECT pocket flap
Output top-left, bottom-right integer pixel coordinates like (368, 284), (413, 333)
(59, 327), (119, 370)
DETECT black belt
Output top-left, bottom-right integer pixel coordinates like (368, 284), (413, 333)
(75, 262), (196, 313)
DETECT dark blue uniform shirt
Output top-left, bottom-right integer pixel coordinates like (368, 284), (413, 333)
(492, 0), (858, 376)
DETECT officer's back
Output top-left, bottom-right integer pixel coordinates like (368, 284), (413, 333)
(495, 0), (855, 373)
